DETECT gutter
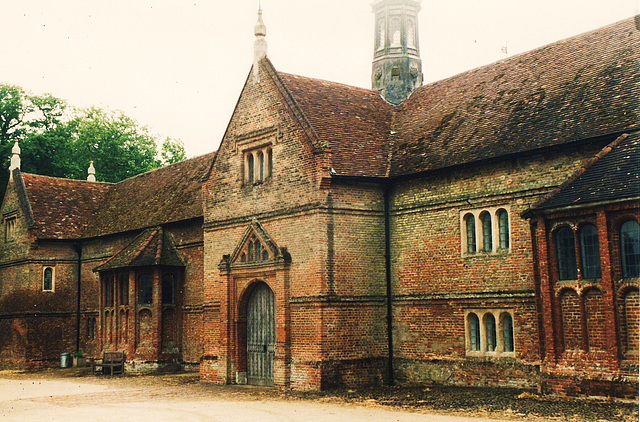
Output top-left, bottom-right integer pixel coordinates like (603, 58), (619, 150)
(73, 242), (82, 354)
(383, 187), (394, 386)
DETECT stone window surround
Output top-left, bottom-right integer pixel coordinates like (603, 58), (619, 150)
(243, 145), (273, 185)
(43, 266), (55, 292)
(235, 127), (278, 187)
(460, 206), (511, 257)
(465, 309), (515, 357)
(4, 213), (17, 242)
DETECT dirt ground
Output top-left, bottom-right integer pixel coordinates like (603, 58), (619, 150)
(0, 368), (637, 422)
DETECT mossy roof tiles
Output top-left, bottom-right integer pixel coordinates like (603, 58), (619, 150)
(83, 152), (214, 238)
(19, 172), (112, 240)
(277, 72), (394, 177)
(388, 17), (639, 176)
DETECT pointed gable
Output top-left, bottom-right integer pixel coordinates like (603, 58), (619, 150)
(275, 68), (394, 178)
(390, 17), (640, 176)
(228, 219), (285, 265)
(17, 171), (112, 240)
(94, 226), (185, 272)
(84, 153), (214, 238)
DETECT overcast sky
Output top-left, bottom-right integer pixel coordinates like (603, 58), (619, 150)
(2, 1), (638, 157)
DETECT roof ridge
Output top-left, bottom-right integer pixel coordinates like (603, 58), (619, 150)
(113, 151), (216, 185)
(21, 172), (113, 185)
(415, 16), (638, 90)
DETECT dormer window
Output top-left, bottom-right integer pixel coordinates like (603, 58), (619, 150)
(244, 145), (273, 185)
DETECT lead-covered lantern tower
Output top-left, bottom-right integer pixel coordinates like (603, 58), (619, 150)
(371, 0), (423, 105)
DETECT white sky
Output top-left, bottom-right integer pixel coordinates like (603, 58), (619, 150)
(1, 1), (638, 157)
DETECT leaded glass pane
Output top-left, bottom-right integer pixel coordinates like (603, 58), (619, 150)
(579, 225), (601, 279)
(556, 227), (578, 280)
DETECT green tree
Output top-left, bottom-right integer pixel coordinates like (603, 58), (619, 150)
(1, 83), (188, 204)
(67, 107), (161, 182)
(159, 137), (187, 165)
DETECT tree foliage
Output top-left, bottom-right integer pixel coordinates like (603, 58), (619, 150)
(0, 83), (187, 200)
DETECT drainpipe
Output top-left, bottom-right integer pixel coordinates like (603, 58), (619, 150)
(383, 187), (394, 386)
(73, 242), (82, 354)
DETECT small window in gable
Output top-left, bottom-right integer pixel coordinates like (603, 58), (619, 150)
(243, 145), (273, 185)
(43, 267), (54, 291)
(5, 216), (17, 242)
(238, 234), (270, 264)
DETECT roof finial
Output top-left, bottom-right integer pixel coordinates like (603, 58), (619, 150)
(87, 161), (96, 182)
(253, 4), (268, 81)
(9, 140), (20, 173)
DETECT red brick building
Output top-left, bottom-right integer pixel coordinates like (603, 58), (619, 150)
(524, 134), (639, 397)
(1, 3), (638, 396)
(0, 154), (212, 369)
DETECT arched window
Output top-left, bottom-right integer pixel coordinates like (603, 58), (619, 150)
(248, 241), (254, 263)
(556, 226), (578, 280)
(262, 250), (269, 261)
(498, 209), (509, 249)
(104, 277), (113, 307)
(377, 20), (385, 49)
(579, 224), (601, 279)
(241, 253), (247, 263)
(621, 220), (640, 278)
(407, 21), (416, 48)
(469, 313), (480, 351)
(247, 153), (254, 183)
(465, 214), (476, 253)
(138, 274), (153, 305)
(485, 314), (497, 351)
(267, 148), (273, 179)
(481, 212), (492, 252)
(43, 267), (54, 291)
(119, 274), (129, 305)
(390, 18), (401, 46)
(257, 151), (264, 182)
(255, 241), (262, 261)
(162, 273), (175, 305)
(502, 313), (514, 352)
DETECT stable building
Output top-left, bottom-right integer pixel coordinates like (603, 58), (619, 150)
(1, 1), (638, 397)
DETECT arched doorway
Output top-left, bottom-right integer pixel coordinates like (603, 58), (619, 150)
(246, 282), (276, 386)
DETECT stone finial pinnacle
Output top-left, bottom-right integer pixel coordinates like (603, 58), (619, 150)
(253, 6), (268, 81)
(9, 140), (20, 172)
(87, 161), (96, 182)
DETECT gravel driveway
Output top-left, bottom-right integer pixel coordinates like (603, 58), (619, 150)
(0, 369), (636, 422)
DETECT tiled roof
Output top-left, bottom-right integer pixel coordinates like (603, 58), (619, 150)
(276, 71), (394, 177)
(83, 153), (214, 238)
(389, 17), (640, 176)
(19, 172), (112, 240)
(94, 226), (184, 272)
(529, 132), (640, 212)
